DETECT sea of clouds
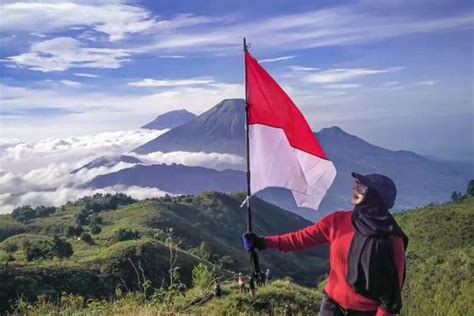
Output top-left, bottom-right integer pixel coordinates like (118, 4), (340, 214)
(0, 129), (245, 214)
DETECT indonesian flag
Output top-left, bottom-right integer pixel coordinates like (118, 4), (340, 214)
(246, 51), (336, 209)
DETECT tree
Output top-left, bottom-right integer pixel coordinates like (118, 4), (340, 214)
(80, 232), (93, 245)
(23, 240), (49, 261)
(50, 236), (73, 261)
(89, 224), (102, 235)
(466, 180), (474, 197)
(3, 243), (18, 254)
(75, 208), (90, 225)
(451, 191), (463, 202)
(3, 244), (18, 266)
(11, 205), (56, 222)
(195, 242), (212, 261)
(89, 214), (103, 226)
(66, 225), (83, 237)
(115, 228), (141, 242)
(11, 206), (35, 221)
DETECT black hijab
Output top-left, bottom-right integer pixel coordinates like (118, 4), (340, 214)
(347, 186), (408, 313)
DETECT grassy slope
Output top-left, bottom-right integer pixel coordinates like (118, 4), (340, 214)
(1, 195), (472, 315)
(395, 197), (474, 316)
(0, 192), (328, 313)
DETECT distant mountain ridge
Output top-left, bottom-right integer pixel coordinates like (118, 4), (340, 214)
(71, 155), (142, 174)
(141, 109), (197, 130)
(91, 99), (473, 220)
(86, 163), (245, 195)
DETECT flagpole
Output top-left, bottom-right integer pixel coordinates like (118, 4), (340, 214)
(243, 37), (252, 233)
(243, 38), (262, 280)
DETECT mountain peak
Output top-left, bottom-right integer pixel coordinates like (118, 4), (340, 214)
(203, 98), (245, 116)
(133, 99), (246, 155)
(71, 155), (142, 174)
(142, 109), (197, 130)
(317, 126), (350, 136)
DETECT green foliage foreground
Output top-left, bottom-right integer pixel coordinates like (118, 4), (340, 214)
(0, 193), (473, 315)
(9, 279), (321, 316)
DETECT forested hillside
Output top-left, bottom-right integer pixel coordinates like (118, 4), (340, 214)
(396, 197), (474, 315)
(0, 192), (327, 313)
(0, 195), (472, 315)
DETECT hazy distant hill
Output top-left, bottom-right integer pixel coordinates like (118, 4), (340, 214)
(71, 155), (142, 174)
(86, 163), (245, 194)
(105, 99), (474, 220)
(134, 99), (246, 155)
(141, 109), (197, 130)
(315, 126), (472, 211)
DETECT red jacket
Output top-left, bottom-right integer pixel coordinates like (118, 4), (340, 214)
(265, 211), (405, 316)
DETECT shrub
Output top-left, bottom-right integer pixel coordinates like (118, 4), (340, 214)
(23, 240), (50, 261)
(466, 180), (474, 196)
(451, 191), (464, 202)
(66, 225), (83, 237)
(89, 214), (103, 226)
(75, 208), (90, 225)
(50, 236), (73, 260)
(115, 228), (141, 242)
(192, 263), (215, 291)
(80, 233), (93, 244)
(89, 224), (102, 235)
(3, 243), (18, 254)
(194, 242), (212, 261)
(11, 205), (56, 222)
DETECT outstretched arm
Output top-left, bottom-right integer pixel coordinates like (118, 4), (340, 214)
(264, 212), (338, 252)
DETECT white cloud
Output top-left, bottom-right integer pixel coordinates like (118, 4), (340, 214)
(0, 81), (243, 141)
(61, 80), (82, 88)
(0, 129), (166, 173)
(259, 56), (295, 63)
(0, 2), (156, 41)
(140, 7), (474, 54)
(0, 128), (173, 213)
(382, 80), (436, 90)
(7, 37), (133, 72)
(323, 83), (361, 89)
(74, 73), (100, 78)
(304, 67), (404, 83)
(3, 4), (473, 73)
(29, 32), (46, 38)
(415, 80), (436, 86)
(129, 78), (215, 87)
(0, 185), (170, 214)
(288, 65), (321, 72)
(0, 129), (246, 213)
(159, 55), (186, 59)
(133, 151), (245, 171)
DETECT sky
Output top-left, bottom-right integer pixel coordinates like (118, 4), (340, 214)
(0, 0), (474, 160)
(0, 0), (473, 162)
(0, 0), (473, 213)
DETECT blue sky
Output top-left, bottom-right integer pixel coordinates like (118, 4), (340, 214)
(0, 0), (473, 161)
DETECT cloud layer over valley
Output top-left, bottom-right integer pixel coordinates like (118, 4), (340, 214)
(0, 129), (245, 213)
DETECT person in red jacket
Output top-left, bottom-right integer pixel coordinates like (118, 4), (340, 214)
(243, 172), (408, 316)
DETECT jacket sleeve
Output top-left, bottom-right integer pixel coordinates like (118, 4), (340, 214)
(264, 212), (340, 252)
(375, 236), (407, 316)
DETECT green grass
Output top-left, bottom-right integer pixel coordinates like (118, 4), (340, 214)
(1, 193), (473, 315)
(396, 197), (474, 316)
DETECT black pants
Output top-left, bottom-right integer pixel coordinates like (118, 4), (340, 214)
(320, 293), (377, 316)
